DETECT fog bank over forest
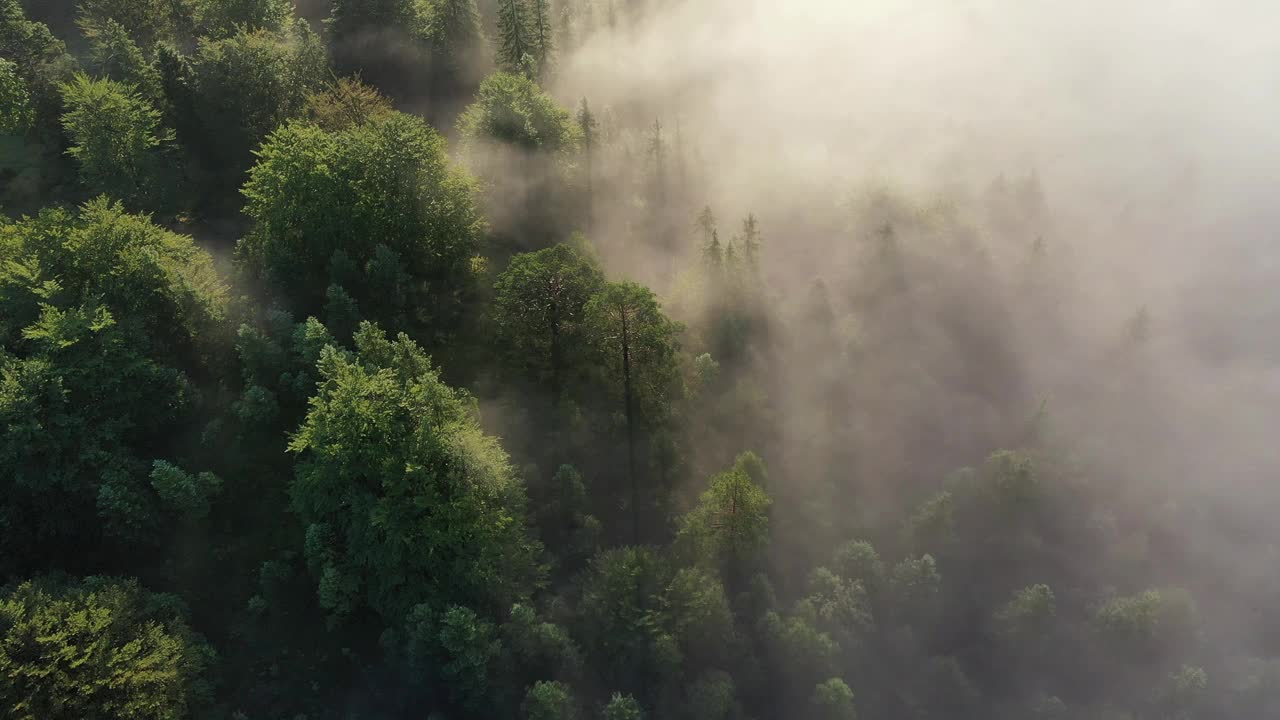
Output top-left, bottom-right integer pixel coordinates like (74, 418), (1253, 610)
(5, 0), (1280, 716)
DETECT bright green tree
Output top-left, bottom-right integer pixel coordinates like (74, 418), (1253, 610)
(525, 680), (577, 720)
(59, 73), (174, 209)
(240, 112), (483, 332)
(0, 576), (213, 720)
(459, 71), (579, 154)
(288, 322), (541, 623)
(676, 452), (771, 588)
(0, 57), (32, 133)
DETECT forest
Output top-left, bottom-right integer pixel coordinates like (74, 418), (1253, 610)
(2, 0), (1280, 718)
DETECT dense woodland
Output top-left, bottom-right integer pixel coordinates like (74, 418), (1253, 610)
(2, 0), (1280, 718)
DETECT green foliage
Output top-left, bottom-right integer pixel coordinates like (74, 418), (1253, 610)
(492, 243), (605, 396)
(59, 74), (174, 209)
(240, 112), (483, 331)
(602, 693), (643, 720)
(0, 199), (226, 570)
(192, 0), (292, 38)
(304, 75), (393, 131)
(676, 452), (771, 580)
(0, 0), (74, 134)
(584, 281), (683, 428)
(460, 71), (580, 154)
(0, 58), (32, 133)
(83, 17), (161, 100)
(888, 554), (942, 628)
(994, 583), (1056, 641)
(524, 680), (577, 720)
(328, 0), (429, 42)
(832, 540), (884, 593)
(495, 0), (531, 72)
(77, 0), (186, 49)
(0, 576), (213, 720)
(810, 678), (857, 720)
(426, 0), (486, 92)
(148, 460), (222, 518)
(288, 323), (541, 623)
(684, 670), (735, 720)
(188, 21), (327, 176)
(578, 547), (681, 700)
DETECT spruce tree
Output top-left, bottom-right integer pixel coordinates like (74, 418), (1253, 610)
(497, 0), (531, 72)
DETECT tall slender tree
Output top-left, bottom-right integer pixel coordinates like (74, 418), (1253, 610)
(530, 0), (553, 75)
(585, 282), (682, 544)
(496, 0), (531, 72)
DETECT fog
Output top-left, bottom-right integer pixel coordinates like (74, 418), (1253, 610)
(530, 0), (1280, 610)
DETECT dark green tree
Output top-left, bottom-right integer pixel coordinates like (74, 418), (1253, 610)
(496, 0), (531, 72)
(492, 243), (605, 406)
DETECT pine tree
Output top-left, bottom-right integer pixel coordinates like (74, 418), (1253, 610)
(497, 0), (531, 72)
(530, 0), (553, 75)
(739, 213), (762, 271)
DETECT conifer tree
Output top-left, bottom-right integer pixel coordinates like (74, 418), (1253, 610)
(530, 0), (553, 75)
(497, 0), (531, 72)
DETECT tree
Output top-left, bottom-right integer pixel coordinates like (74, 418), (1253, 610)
(0, 57), (32, 133)
(83, 18), (161, 100)
(458, 71), (581, 244)
(578, 547), (680, 705)
(192, 0), (292, 38)
(0, 576), (213, 720)
(530, 0), (553, 74)
(0, 0), (73, 135)
(603, 693), (643, 720)
(492, 243), (605, 406)
(832, 540), (884, 595)
(59, 73), (174, 209)
(0, 198), (228, 574)
(459, 71), (579, 154)
(810, 678), (857, 720)
(737, 213), (762, 272)
(525, 680), (577, 720)
(496, 0), (531, 72)
(288, 322), (541, 624)
(584, 281), (683, 544)
(304, 74), (393, 131)
(187, 21), (327, 183)
(76, 0), (183, 49)
(426, 0), (487, 96)
(676, 452), (771, 589)
(239, 112), (483, 332)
